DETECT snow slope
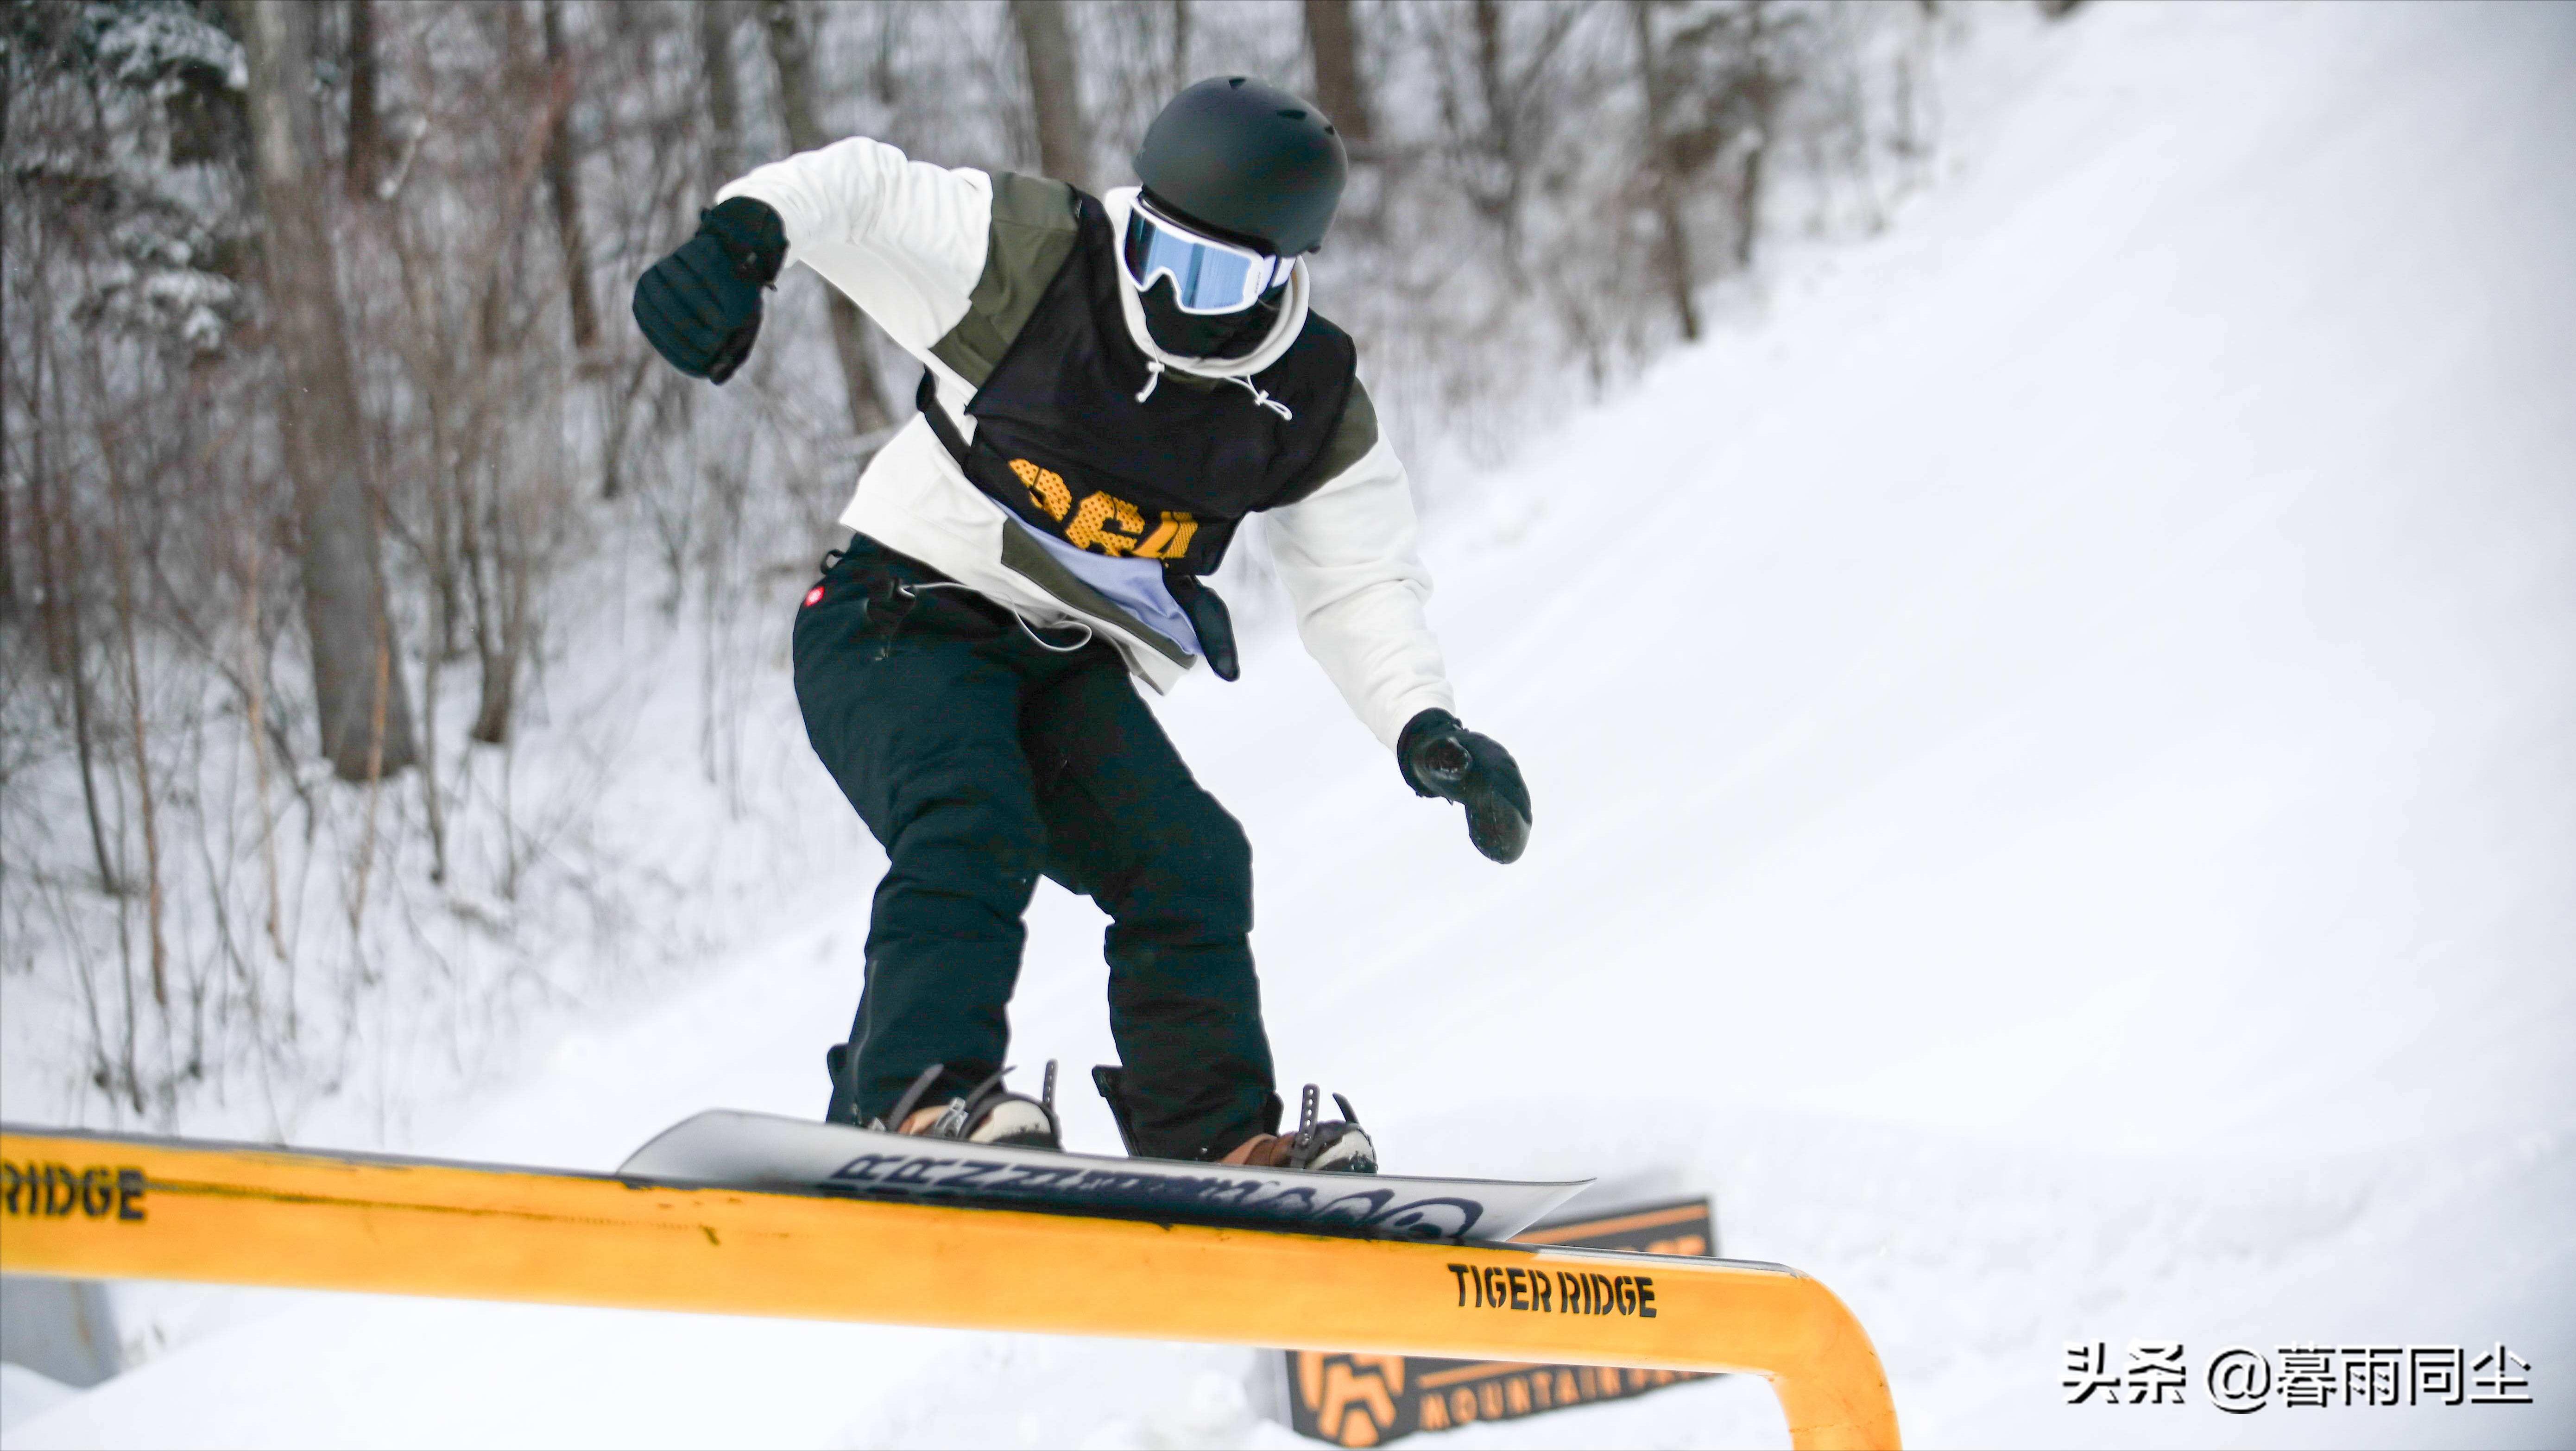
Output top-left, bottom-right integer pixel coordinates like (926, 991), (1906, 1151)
(16, 2), (2576, 1446)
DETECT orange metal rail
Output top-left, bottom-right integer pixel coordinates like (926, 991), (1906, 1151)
(0, 1127), (1899, 1448)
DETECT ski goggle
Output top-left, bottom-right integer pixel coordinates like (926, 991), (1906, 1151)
(1119, 198), (1294, 315)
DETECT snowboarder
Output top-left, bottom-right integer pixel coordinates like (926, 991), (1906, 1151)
(632, 77), (1529, 1173)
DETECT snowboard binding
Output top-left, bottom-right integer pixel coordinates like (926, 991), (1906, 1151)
(1089, 1068), (1376, 1172)
(876, 1060), (1062, 1151)
(1236, 1083), (1378, 1175)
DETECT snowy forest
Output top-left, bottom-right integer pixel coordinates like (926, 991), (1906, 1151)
(3, 0), (1950, 1134)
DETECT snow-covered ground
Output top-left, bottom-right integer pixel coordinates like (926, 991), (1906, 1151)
(12, 1), (2575, 1445)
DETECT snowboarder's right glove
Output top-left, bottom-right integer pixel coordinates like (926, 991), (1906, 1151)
(631, 196), (786, 384)
(1398, 708), (1531, 864)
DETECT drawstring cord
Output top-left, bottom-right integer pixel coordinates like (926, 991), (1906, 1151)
(1231, 375), (1293, 420)
(1014, 615), (1095, 653)
(897, 580), (1095, 654)
(1133, 358), (1294, 422)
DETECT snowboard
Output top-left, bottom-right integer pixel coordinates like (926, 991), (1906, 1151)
(618, 1110), (1587, 1244)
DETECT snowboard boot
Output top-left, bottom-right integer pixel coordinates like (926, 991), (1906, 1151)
(879, 1061), (1062, 1151)
(1222, 1084), (1377, 1174)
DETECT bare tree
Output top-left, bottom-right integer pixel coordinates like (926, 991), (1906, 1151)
(1437, 0), (1588, 265)
(0, 480), (15, 625)
(23, 328), (123, 896)
(697, 0), (745, 193)
(758, 0), (892, 436)
(541, 0), (601, 353)
(101, 437), (168, 1009)
(1729, 1), (1781, 269)
(1632, 0), (1699, 340)
(1011, 0), (1092, 192)
(1637, 0), (1799, 275)
(1471, 0), (1518, 248)
(1303, 0), (1373, 151)
(346, 0), (383, 199)
(238, 0), (417, 780)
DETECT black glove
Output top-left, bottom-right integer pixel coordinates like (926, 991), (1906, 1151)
(1398, 708), (1531, 864)
(631, 196), (787, 383)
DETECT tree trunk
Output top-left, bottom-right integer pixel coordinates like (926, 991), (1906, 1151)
(345, 0), (380, 198)
(1734, 4), (1775, 271)
(1470, 0), (1522, 255)
(467, 491), (528, 747)
(26, 344), (123, 893)
(238, 0), (417, 781)
(1168, 0), (1191, 93)
(541, 0), (600, 353)
(696, 0), (743, 193)
(1735, 134), (1765, 269)
(1010, 0), (1090, 193)
(102, 452), (167, 1009)
(1301, 0), (1372, 151)
(758, 0), (891, 436)
(1630, 0), (1698, 340)
(0, 439), (15, 625)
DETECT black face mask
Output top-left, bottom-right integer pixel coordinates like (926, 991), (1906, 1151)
(1137, 274), (1287, 361)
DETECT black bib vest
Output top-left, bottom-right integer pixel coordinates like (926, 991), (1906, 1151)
(918, 193), (1357, 581)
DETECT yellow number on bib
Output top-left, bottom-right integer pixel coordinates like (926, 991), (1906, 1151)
(1136, 512), (1199, 561)
(1009, 458), (1072, 521)
(1065, 491), (1147, 555)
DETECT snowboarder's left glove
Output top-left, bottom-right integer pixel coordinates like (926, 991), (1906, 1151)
(1399, 708), (1531, 864)
(632, 196), (786, 383)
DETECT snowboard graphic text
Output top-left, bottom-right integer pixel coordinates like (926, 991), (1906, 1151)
(819, 1144), (1500, 1240)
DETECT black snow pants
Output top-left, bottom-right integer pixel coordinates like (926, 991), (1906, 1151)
(792, 534), (1280, 1161)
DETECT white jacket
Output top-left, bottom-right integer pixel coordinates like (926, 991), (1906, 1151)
(717, 137), (1454, 751)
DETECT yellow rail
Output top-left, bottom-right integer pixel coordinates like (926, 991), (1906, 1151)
(0, 1127), (1898, 1448)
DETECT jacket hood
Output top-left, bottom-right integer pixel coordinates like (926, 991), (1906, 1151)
(1104, 186), (1309, 379)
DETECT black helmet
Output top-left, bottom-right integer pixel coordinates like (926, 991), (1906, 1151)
(1134, 76), (1348, 256)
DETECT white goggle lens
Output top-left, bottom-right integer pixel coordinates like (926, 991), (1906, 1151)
(1123, 207), (1287, 314)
